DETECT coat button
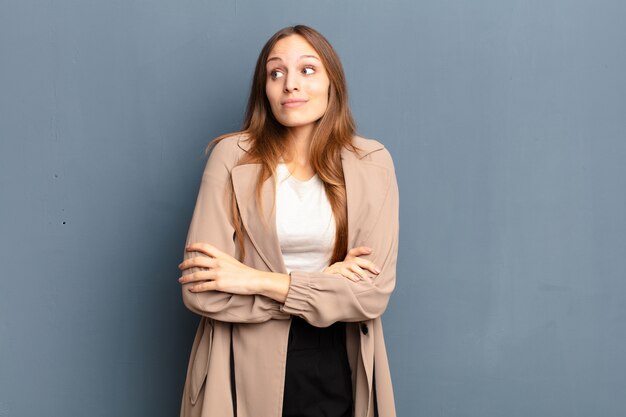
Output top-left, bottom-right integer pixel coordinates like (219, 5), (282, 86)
(360, 323), (369, 335)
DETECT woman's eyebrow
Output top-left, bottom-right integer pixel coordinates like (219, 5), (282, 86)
(266, 54), (320, 64)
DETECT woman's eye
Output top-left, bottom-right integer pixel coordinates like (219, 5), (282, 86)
(270, 69), (284, 79)
(269, 66), (314, 79)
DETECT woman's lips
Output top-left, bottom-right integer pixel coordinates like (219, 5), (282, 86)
(282, 99), (307, 108)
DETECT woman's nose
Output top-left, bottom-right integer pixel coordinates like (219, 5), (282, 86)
(283, 72), (300, 92)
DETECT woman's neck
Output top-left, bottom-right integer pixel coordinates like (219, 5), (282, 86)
(284, 126), (313, 165)
(281, 128), (317, 179)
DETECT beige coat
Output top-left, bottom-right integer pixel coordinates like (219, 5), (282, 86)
(179, 133), (400, 417)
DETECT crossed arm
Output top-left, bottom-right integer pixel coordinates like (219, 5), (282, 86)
(179, 244), (378, 304)
(179, 138), (399, 327)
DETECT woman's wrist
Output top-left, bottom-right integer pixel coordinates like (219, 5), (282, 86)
(255, 271), (291, 303)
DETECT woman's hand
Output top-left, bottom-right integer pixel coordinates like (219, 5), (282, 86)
(323, 246), (381, 283)
(178, 242), (261, 295)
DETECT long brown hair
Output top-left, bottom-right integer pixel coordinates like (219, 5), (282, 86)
(206, 24), (362, 265)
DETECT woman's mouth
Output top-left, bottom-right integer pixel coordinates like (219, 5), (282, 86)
(282, 99), (307, 108)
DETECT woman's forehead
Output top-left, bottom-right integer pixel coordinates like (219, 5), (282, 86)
(267, 35), (319, 62)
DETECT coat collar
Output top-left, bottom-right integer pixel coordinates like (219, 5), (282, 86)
(231, 135), (388, 273)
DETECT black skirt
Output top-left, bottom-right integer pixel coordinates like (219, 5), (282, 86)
(282, 316), (353, 417)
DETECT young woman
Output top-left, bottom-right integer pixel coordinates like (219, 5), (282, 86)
(177, 25), (400, 417)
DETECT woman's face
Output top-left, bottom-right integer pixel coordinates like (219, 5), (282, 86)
(265, 34), (330, 134)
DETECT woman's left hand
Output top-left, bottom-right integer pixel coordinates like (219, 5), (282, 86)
(177, 242), (260, 295)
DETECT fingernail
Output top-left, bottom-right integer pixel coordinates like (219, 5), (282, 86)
(374, 267), (381, 274)
(178, 277), (183, 282)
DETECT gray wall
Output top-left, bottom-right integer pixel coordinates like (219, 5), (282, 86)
(1, 1), (625, 416)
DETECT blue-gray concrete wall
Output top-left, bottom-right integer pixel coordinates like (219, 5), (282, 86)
(1, 1), (625, 416)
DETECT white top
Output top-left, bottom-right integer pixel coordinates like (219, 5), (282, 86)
(275, 163), (336, 273)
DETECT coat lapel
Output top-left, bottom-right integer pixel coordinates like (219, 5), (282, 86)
(231, 162), (286, 272)
(231, 135), (388, 273)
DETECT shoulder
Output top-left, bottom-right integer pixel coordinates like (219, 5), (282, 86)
(351, 134), (395, 170)
(205, 132), (250, 170)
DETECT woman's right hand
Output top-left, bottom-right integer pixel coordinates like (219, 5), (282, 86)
(322, 246), (381, 282)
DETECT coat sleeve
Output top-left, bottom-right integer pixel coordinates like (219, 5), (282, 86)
(180, 137), (288, 323)
(279, 147), (400, 327)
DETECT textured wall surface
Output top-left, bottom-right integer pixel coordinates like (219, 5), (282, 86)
(1, 1), (625, 416)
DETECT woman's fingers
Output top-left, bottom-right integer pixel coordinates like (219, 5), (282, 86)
(185, 242), (225, 258)
(178, 254), (220, 285)
(339, 263), (372, 283)
(178, 256), (220, 271)
(188, 280), (218, 292)
(345, 247), (381, 275)
(351, 256), (381, 275)
(347, 246), (372, 257)
(346, 263), (365, 280)
(345, 247), (380, 273)
(326, 257), (380, 283)
(178, 270), (217, 284)
(345, 246), (372, 261)
(340, 266), (360, 282)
